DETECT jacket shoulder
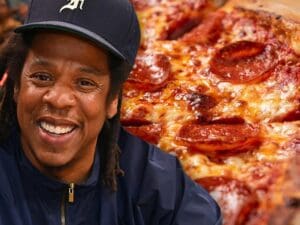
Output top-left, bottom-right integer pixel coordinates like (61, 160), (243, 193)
(0, 138), (23, 201)
(117, 128), (222, 225)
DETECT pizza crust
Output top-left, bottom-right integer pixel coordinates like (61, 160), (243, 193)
(224, 0), (300, 22)
(224, 0), (300, 54)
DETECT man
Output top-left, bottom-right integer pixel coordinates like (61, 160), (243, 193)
(0, 0), (222, 224)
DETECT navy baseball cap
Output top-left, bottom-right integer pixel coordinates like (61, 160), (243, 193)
(15, 0), (141, 67)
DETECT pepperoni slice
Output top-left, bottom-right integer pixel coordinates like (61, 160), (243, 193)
(124, 53), (171, 92)
(161, 1), (210, 40)
(272, 108), (300, 122)
(176, 123), (261, 153)
(124, 124), (162, 145)
(210, 41), (277, 84)
(121, 104), (161, 145)
(196, 177), (258, 225)
(181, 11), (225, 45)
(209, 116), (245, 125)
(166, 16), (200, 40)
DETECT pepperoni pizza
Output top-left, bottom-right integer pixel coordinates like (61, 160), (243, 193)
(122, 0), (300, 224)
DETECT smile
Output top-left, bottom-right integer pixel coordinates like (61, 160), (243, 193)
(40, 121), (76, 135)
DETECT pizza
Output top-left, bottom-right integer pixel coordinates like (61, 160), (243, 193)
(121, 0), (300, 224)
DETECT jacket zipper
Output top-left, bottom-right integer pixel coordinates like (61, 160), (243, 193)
(61, 183), (75, 225)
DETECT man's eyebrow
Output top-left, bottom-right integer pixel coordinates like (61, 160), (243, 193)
(78, 66), (109, 76)
(30, 57), (108, 76)
(31, 57), (52, 67)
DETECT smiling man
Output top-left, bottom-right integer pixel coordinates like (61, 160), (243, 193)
(0, 0), (222, 224)
(15, 31), (117, 183)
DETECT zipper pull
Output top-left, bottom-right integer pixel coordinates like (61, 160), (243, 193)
(68, 183), (75, 203)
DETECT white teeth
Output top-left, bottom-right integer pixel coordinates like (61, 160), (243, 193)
(40, 121), (74, 135)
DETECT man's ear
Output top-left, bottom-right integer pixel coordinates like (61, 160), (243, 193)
(106, 95), (119, 119)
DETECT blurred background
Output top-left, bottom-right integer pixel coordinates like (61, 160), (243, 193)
(0, 0), (28, 44)
(0, 0), (28, 93)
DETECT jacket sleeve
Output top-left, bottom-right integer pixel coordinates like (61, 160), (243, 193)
(136, 146), (222, 225)
(118, 128), (222, 225)
(172, 166), (223, 225)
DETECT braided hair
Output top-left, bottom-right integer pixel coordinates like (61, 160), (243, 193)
(0, 32), (131, 191)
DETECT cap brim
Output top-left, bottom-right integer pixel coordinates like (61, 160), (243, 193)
(15, 21), (127, 63)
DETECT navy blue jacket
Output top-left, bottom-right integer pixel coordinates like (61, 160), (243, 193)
(0, 128), (222, 225)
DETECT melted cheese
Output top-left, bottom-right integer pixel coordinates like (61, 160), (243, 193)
(122, 2), (300, 223)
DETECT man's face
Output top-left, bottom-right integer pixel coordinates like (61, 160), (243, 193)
(14, 31), (118, 181)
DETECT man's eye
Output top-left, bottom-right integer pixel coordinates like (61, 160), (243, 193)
(77, 79), (103, 92)
(28, 73), (53, 86)
(31, 73), (52, 81)
(78, 79), (95, 87)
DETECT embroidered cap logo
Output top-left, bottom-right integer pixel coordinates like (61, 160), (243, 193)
(59, 0), (85, 13)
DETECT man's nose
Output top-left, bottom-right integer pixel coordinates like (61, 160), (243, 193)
(42, 84), (76, 109)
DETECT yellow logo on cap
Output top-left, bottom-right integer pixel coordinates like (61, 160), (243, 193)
(59, 0), (85, 13)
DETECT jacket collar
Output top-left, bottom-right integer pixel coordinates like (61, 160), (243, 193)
(12, 129), (101, 191)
